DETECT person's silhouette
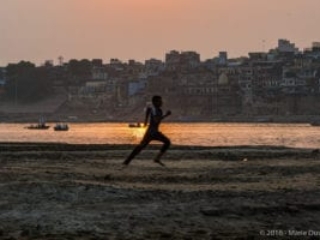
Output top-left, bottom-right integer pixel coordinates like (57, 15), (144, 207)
(123, 95), (171, 166)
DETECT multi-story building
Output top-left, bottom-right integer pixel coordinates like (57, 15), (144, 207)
(217, 51), (228, 65)
(180, 51), (201, 68)
(145, 58), (164, 76)
(0, 67), (6, 96)
(91, 59), (108, 81)
(165, 50), (201, 72)
(277, 39), (300, 54)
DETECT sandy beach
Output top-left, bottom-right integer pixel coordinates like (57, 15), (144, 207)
(1, 143), (320, 239)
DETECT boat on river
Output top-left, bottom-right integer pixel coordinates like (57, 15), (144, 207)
(26, 124), (50, 130)
(26, 116), (50, 130)
(128, 122), (143, 128)
(310, 121), (320, 126)
(54, 123), (69, 131)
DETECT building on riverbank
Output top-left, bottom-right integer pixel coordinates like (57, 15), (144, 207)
(2, 39), (320, 122)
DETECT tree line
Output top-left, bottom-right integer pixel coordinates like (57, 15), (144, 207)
(3, 59), (95, 103)
(4, 61), (53, 103)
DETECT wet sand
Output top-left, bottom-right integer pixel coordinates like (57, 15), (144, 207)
(1, 143), (320, 240)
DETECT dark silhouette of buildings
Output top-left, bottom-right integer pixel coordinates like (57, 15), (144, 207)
(2, 39), (320, 122)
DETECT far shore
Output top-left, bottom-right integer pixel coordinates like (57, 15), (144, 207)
(1, 112), (320, 124)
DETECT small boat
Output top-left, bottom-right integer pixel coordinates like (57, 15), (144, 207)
(26, 124), (50, 130)
(26, 116), (50, 130)
(54, 123), (69, 131)
(310, 121), (320, 126)
(255, 117), (273, 123)
(128, 122), (143, 128)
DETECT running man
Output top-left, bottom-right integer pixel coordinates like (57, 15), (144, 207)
(123, 95), (171, 166)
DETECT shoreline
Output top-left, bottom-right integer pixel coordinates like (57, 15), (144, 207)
(0, 112), (320, 124)
(0, 119), (317, 124)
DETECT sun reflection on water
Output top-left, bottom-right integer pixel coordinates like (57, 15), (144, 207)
(1, 123), (320, 148)
(130, 126), (146, 140)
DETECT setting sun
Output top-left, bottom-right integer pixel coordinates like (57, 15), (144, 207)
(130, 126), (146, 140)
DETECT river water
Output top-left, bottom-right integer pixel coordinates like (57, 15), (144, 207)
(0, 123), (319, 149)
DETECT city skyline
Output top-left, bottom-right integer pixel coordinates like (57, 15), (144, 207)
(1, 0), (320, 66)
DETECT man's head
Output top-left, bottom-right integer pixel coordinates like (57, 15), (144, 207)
(152, 95), (162, 107)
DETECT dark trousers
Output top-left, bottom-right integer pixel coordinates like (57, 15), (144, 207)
(123, 131), (171, 165)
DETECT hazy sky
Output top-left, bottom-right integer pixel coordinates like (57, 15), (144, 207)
(1, 0), (320, 66)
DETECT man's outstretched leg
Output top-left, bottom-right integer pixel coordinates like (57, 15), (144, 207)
(123, 145), (143, 166)
(123, 137), (150, 166)
(153, 134), (171, 166)
(153, 152), (166, 166)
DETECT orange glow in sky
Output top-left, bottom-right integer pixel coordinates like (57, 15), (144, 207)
(0, 0), (320, 65)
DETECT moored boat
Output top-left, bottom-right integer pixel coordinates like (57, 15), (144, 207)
(54, 123), (69, 131)
(128, 122), (143, 128)
(26, 116), (49, 130)
(26, 124), (50, 130)
(310, 121), (320, 126)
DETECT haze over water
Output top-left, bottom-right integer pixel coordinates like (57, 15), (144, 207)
(1, 123), (320, 149)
